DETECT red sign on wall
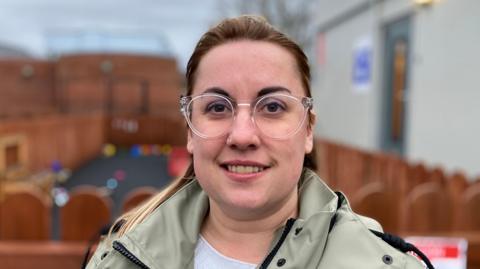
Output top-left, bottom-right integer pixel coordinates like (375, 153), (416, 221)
(406, 236), (468, 269)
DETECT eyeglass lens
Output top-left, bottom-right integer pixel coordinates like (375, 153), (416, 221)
(186, 94), (308, 139)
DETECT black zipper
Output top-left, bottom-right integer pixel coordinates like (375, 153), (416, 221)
(113, 241), (150, 269)
(259, 218), (296, 269)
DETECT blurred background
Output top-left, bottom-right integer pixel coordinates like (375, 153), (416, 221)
(0, 0), (479, 268)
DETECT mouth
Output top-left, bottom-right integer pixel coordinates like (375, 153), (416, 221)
(220, 162), (270, 174)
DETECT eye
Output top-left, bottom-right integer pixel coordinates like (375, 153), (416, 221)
(204, 99), (231, 115)
(258, 98), (286, 114)
(208, 103), (226, 112)
(265, 102), (282, 113)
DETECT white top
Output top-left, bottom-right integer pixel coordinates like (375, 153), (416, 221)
(194, 236), (257, 269)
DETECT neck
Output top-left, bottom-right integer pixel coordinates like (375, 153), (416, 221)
(200, 189), (298, 264)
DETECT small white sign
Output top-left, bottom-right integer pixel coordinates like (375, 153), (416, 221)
(405, 236), (468, 269)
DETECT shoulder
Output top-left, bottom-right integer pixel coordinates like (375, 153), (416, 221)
(356, 213), (383, 232)
(324, 193), (425, 269)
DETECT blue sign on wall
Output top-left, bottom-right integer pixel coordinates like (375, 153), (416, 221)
(352, 37), (372, 93)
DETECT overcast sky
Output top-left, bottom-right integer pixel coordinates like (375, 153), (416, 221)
(0, 0), (224, 70)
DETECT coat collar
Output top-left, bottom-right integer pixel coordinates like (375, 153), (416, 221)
(116, 169), (338, 269)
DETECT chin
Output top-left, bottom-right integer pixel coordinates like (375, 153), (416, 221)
(225, 193), (267, 211)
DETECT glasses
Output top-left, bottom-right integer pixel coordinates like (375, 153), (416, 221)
(180, 92), (313, 139)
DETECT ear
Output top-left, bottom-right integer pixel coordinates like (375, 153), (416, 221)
(187, 130), (194, 154)
(304, 110), (316, 153)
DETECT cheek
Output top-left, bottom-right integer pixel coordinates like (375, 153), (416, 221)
(187, 132), (194, 154)
(267, 138), (304, 171)
(190, 137), (226, 172)
(191, 139), (226, 196)
(281, 131), (310, 166)
(293, 129), (310, 152)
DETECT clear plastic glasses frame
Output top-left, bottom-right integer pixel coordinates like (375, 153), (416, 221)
(180, 92), (313, 140)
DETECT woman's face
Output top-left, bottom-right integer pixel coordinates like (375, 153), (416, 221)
(187, 40), (314, 218)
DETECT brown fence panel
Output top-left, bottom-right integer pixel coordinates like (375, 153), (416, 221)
(402, 182), (453, 233)
(121, 186), (157, 213)
(351, 182), (400, 233)
(60, 186), (112, 241)
(0, 186), (51, 240)
(457, 184), (480, 231)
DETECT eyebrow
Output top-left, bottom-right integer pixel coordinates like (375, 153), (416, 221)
(201, 86), (291, 98)
(202, 87), (230, 97)
(257, 86), (291, 97)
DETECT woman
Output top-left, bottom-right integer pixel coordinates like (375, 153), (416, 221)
(87, 15), (430, 269)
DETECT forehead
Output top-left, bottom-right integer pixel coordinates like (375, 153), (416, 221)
(193, 40), (303, 97)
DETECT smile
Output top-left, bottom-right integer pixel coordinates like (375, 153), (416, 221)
(227, 165), (264, 174)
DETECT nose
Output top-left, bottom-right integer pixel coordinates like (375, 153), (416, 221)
(226, 105), (260, 150)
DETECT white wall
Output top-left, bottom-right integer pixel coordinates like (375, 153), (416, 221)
(314, 9), (381, 149)
(313, 0), (411, 149)
(407, 0), (480, 178)
(313, 0), (480, 179)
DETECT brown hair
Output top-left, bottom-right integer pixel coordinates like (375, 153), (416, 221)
(113, 15), (316, 237)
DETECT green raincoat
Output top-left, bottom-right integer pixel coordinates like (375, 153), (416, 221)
(87, 169), (424, 269)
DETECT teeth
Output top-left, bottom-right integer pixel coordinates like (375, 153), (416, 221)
(227, 165), (264, 174)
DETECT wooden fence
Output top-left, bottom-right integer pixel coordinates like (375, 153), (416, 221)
(0, 138), (479, 268)
(315, 138), (479, 233)
(315, 138), (480, 268)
